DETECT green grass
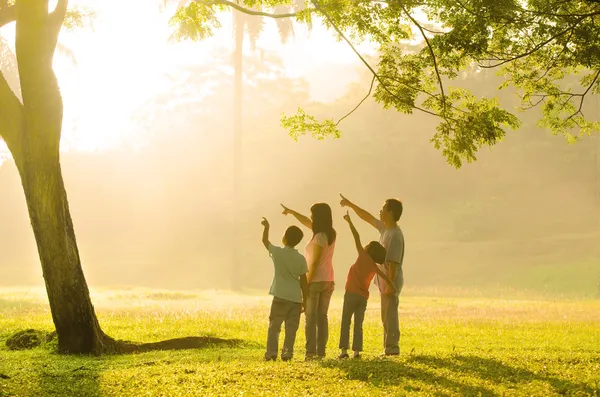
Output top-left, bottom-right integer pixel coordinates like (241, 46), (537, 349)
(1, 287), (599, 396)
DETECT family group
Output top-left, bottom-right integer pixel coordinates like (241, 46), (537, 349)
(261, 194), (405, 361)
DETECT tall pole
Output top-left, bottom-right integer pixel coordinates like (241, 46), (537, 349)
(232, 11), (244, 290)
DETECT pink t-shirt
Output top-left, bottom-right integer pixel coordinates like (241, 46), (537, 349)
(305, 232), (335, 283)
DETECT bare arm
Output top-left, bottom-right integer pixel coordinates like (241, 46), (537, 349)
(306, 244), (322, 283)
(281, 204), (312, 230)
(300, 274), (308, 313)
(375, 264), (397, 294)
(261, 218), (270, 250)
(340, 194), (379, 229)
(343, 211), (363, 254)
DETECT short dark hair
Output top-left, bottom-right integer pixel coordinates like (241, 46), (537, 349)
(386, 198), (403, 222)
(366, 241), (387, 264)
(284, 226), (304, 247)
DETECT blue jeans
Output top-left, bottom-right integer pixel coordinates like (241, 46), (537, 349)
(305, 281), (334, 357)
(339, 292), (368, 351)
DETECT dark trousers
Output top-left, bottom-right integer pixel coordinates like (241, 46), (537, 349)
(339, 292), (368, 351)
(305, 281), (334, 357)
(381, 294), (400, 354)
(265, 296), (301, 359)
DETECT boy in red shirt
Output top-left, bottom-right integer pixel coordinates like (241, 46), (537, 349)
(339, 211), (396, 359)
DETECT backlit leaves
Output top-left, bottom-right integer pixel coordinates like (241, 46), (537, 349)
(281, 108), (341, 141)
(169, 0), (600, 168)
(169, 2), (223, 41)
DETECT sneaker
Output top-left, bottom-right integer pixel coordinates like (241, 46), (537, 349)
(281, 356), (292, 362)
(338, 353), (349, 360)
(264, 355), (277, 361)
(353, 353), (361, 359)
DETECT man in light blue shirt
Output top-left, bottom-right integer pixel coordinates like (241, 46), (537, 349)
(261, 217), (308, 361)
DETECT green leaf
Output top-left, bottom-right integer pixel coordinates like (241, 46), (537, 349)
(281, 108), (341, 141)
(169, 2), (223, 41)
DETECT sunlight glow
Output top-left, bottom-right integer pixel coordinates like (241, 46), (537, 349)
(0, 0), (378, 161)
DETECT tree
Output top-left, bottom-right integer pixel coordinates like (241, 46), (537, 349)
(0, 0), (111, 354)
(0, 0), (236, 354)
(168, 0), (600, 168)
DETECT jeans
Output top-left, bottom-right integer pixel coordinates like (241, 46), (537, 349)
(381, 269), (403, 354)
(265, 297), (301, 359)
(339, 292), (368, 351)
(305, 281), (334, 357)
(381, 294), (400, 354)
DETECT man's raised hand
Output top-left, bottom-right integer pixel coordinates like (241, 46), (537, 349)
(280, 204), (292, 215)
(261, 217), (270, 227)
(340, 194), (351, 208)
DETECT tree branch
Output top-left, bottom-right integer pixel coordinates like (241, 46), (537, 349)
(199, 0), (299, 18)
(402, 6), (447, 111)
(0, 70), (24, 159)
(48, 0), (68, 51)
(336, 75), (375, 125)
(452, 0), (479, 18)
(0, 4), (15, 28)
(480, 18), (584, 68)
(517, 4), (600, 18)
(308, 0), (444, 120)
(564, 69), (600, 122)
(533, 28), (575, 84)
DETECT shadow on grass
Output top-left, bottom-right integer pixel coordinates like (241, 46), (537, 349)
(1, 336), (258, 397)
(321, 353), (597, 396)
(409, 354), (596, 396)
(117, 336), (247, 353)
(320, 357), (494, 396)
(36, 361), (102, 397)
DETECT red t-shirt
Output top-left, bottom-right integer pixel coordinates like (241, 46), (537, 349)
(345, 250), (379, 299)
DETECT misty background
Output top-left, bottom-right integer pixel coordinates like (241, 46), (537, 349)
(0, 4), (599, 297)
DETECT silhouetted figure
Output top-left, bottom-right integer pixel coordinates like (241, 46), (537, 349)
(261, 218), (308, 361)
(338, 212), (396, 359)
(341, 195), (405, 356)
(281, 202), (337, 360)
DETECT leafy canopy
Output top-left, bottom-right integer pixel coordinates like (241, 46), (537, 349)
(169, 0), (600, 167)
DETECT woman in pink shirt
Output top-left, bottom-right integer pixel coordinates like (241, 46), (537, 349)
(281, 202), (336, 360)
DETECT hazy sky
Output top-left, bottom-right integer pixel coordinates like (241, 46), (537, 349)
(0, 0), (378, 162)
(0, 1), (598, 294)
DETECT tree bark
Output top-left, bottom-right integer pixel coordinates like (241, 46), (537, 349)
(7, 0), (109, 354)
(17, 157), (110, 353)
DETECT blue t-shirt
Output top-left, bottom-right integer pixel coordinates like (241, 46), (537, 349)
(268, 244), (308, 303)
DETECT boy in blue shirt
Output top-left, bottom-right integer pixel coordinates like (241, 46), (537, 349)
(261, 217), (309, 361)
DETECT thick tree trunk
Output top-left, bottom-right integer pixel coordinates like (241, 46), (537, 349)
(0, 1), (241, 355)
(231, 11), (244, 291)
(17, 153), (108, 353)
(8, 0), (109, 354)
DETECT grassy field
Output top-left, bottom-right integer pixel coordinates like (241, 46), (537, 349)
(1, 287), (599, 396)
